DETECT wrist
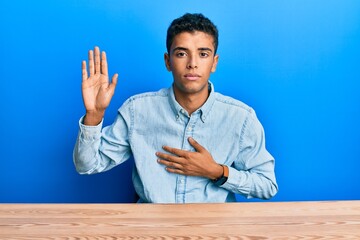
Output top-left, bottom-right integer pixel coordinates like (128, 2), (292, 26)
(212, 164), (229, 186)
(210, 164), (224, 180)
(83, 110), (105, 126)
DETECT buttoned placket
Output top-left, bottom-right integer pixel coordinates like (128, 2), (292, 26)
(175, 109), (202, 203)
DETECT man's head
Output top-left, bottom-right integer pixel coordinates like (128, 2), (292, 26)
(166, 13), (219, 55)
(164, 13), (219, 103)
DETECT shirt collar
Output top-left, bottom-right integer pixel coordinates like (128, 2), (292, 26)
(168, 81), (216, 122)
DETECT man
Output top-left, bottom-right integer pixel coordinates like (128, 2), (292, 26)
(73, 13), (278, 203)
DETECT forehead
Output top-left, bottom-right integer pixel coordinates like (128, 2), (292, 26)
(170, 31), (215, 51)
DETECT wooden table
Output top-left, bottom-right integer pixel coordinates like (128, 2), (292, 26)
(0, 201), (359, 239)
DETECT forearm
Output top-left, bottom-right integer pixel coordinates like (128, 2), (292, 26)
(73, 117), (108, 174)
(73, 136), (100, 174)
(73, 114), (132, 175)
(73, 116), (120, 175)
(221, 164), (278, 199)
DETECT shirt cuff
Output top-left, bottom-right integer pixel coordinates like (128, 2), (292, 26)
(78, 115), (103, 141)
(221, 166), (250, 197)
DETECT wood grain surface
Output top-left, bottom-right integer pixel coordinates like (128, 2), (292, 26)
(0, 201), (359, 239)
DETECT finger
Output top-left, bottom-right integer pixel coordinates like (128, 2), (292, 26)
(188, 137), (205, 153)
(109, 73), (118, 92)
(162, 146), (188, 157)
(94, 46), (101, 74)
(156, 151), (183, 163)
(82, 60), (88, 82)
(165, 167), (186, 175)
(157, 158), (183, 170)
(88, 50), (94, 76)
(101, 51), (108, 76)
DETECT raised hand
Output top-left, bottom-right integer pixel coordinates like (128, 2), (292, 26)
(82, 46), (118, 125)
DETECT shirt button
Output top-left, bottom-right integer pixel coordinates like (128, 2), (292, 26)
(179, 179), (185, 183)
(187, 127), (192, 131)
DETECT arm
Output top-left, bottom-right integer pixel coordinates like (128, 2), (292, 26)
(73, 47), (131, 174)
(73, 112), (132, 175)
(222, 111), (278, 199)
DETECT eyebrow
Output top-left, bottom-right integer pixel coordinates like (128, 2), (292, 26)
(198, 47), (213, 52)
(172, 47), (213, 53)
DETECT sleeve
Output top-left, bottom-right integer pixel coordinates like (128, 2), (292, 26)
(73, 100), (133, 175)
(221, 109), (278, 199)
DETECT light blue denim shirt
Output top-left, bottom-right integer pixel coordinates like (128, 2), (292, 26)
(73, 82), (278, 203)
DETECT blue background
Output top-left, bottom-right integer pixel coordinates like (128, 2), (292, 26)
(0, 1), (359, 203)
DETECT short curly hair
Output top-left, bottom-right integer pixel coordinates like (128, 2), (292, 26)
(166, 13), (219, 54)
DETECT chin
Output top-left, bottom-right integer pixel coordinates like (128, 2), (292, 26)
(175, 81), (208, 94)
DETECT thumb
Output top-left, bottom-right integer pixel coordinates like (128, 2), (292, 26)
(109, 73), (118, 92)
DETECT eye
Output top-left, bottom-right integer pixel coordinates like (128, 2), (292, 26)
(200, 52), (209, 58)
(175, 51), (187, 57)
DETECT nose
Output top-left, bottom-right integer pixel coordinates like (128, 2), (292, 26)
(186, 56), (198, 69)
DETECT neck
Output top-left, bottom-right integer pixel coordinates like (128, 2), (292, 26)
(173, 84), (210, 115)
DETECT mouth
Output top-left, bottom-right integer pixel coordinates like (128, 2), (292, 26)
(184, 73), (201, 81)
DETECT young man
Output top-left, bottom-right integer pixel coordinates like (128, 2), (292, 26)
(73, 13), (278, 203)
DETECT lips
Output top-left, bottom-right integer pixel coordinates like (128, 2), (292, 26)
(184, 73), (200, 81)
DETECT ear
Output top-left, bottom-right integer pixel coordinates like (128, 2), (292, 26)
(211, 54), (219, 73)
(164, 53), (171, 71)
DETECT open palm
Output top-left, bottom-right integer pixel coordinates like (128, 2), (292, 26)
(82, 46), (118, 121)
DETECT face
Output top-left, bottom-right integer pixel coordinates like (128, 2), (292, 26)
(164, 31), (219, 98)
